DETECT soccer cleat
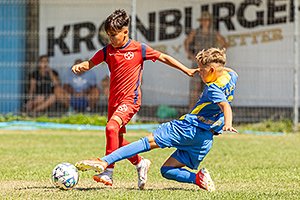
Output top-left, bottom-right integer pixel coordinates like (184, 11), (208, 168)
(75, 158), (105, 173)
(195, 168), (216, 192)
(136, 158), (151, 190)
(93, 169), (113, 186)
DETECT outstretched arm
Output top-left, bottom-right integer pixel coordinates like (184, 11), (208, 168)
(72, 60), (95, 74)
(28, 78), (36, 100)
(157, 53), (199, 77)
(218, 101), (238, 133)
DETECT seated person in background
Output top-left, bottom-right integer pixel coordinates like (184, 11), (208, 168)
(24, 55), (59, 113)
(101, 75), (110, 100)
(56, 59), (100, 112)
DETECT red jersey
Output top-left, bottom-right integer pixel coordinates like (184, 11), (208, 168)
(91, 39), (161, 107)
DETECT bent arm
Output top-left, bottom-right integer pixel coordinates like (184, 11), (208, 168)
(72, 60), (95, 74)
(218, 101), (237, 133)
(48, 70), (60, 86)
(28, 78), (36, 99)
(157, 53), (198, 76)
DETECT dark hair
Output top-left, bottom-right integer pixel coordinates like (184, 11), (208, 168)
(38, 55), (48, 62)
(105, 9), (130, 32)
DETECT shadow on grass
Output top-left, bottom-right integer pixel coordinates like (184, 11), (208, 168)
(14, 185), (200, 192)
(16, 186), (197, 192)
(74, 187), (106, 191)
(16, 186), (57, 190)
(101, 186), (198, 192)
(146, 187), (198, 192)
(16, 186), (107, 191)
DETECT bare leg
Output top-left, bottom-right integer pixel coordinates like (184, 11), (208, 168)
(33, 94), (56, 112)
(162, 156), (186, 168)
(54, 86), (71, 108)
(26, 95), (45, 111)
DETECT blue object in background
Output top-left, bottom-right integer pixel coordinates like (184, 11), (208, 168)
(0, 2), (26, 113)
(70, 96), (89, 111)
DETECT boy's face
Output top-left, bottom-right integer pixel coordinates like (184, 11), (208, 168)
(106, 27), (129, 48)
(198, 63), (217, 83)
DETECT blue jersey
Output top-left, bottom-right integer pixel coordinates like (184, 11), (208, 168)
(181, 71), (238, 134)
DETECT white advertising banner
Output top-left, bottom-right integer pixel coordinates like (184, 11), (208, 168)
(39, 0), (299, 106)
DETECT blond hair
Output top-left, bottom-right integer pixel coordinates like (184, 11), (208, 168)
(196, 48), (226, 67)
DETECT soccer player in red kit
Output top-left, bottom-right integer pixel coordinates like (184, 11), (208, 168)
(73, 9), (199, 189)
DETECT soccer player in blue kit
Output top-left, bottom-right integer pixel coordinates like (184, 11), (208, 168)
(76, 47), (238, 191)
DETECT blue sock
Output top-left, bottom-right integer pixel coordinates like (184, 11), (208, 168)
(160, 166), (196, 184)
(102, 137), (151, 165)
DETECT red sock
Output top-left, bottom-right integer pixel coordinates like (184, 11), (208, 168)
(105, 119), (120, 168)
(119, 135), (142, 165)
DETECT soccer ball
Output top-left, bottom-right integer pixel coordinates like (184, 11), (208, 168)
(52, 162), (79, 190)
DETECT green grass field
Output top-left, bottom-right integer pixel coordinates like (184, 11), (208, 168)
(0, 129), (299, 199)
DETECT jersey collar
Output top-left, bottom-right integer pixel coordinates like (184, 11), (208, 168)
(118, 39), (131, 49)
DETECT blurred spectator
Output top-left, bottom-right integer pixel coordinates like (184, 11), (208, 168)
(24, 55), (59, 113)
(101, 75), (110, 99)
(184, 11), (228, 109)
(56, 59), (100, 112)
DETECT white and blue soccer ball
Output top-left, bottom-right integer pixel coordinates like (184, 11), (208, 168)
(52, 162), (79, 190)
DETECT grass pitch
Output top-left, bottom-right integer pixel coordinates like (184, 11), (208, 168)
(0, 129), (299, 199)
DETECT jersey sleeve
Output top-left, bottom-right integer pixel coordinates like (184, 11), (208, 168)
(90, 47), (106, 65)
(229, 71), (238, 84)
(143, 43), (161, 62)
(207, 84), (227, 104)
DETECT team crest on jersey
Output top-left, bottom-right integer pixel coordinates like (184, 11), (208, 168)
(124, 52), (134, 60)
(117, 104), (128, 112)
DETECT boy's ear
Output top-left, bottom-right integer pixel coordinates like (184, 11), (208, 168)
(123, 29), (129, 35)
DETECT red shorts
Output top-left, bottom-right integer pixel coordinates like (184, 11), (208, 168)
(108, 102), (140, 134)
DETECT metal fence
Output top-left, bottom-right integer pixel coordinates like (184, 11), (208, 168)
(0, 0), (299, 124)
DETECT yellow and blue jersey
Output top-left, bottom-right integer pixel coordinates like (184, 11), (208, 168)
(181, 71), (238, 134)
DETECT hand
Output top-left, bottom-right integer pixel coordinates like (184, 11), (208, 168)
(186, 68), (200, 77)
(72, 64), (87, 74)
(222, 125), (238, 133)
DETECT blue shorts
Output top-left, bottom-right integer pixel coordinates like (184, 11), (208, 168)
(153, 119), (213, 170)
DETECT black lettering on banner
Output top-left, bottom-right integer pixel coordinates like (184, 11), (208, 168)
(213, 2), (236, 31)
(185, 7), (192, 34)
(47, 26), (71, 56)
(201, 4), (209, 12)
(267, 0), (287, 25)
(159, 9), (182, 40)
(237, 0), (264, 28)
(136, 12), (156, 42)
(73, 22), (96, 53)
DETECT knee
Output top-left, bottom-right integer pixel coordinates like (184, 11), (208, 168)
(160, 166), (172, 179)
(106, 120), (120, 135)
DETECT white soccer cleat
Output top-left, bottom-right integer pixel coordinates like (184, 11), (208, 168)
(136, 158), (151, 189)
(75, 158), (105, 173)
(196, 168), (215, 192)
